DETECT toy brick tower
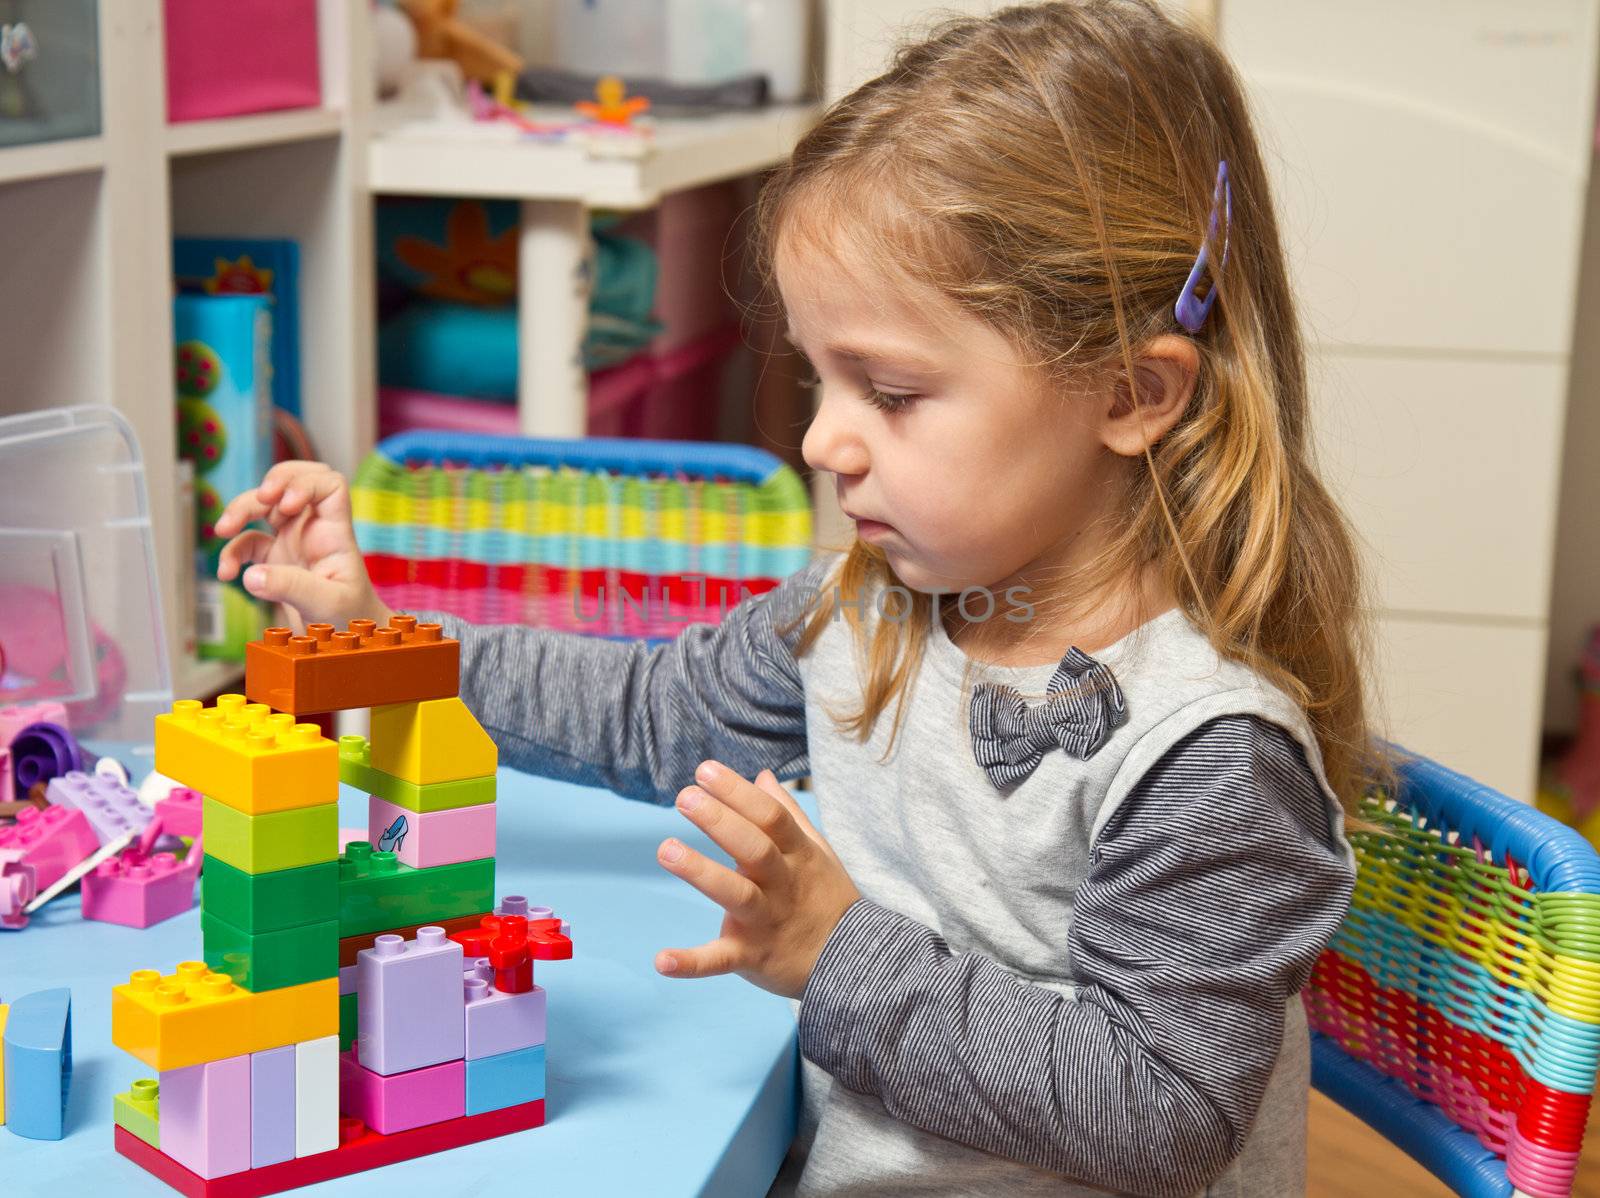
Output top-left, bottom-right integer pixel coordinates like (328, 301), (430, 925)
(111, 616), (570, 1194)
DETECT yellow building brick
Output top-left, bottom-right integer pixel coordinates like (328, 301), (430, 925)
(155, 695), (337, 815)
(111, 962), (337, 1071)
(370, 697), (497, 785)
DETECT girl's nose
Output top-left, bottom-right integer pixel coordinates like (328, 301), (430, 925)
(802, 390), (869, 479)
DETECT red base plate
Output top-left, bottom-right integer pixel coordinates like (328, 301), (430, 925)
(114, 1099), (546, 1197)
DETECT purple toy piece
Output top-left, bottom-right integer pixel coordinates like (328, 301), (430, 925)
(355, 925), (465, 1076)
(0, 851), (36, 930)
(462, 973), (546, 1059)
(496, 895), (530, 917)
(47, 770), (153, 846)
(10, 722), (85, 797)
(250, 1045), (296, 1169)
(161, 1052), (251, 1179)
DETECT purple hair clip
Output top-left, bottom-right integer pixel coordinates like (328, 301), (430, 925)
(1173, 160), (1231, 333)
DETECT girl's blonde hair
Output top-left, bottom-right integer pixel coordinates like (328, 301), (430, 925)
(756, 0), (1402, 819)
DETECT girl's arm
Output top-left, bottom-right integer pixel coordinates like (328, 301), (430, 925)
(409, 553), (837, 805)
(796, 714), (1355, 1197)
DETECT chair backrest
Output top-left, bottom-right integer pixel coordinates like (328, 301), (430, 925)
(351, 431), (814, 644)
(1303, 745), (1600, 1197)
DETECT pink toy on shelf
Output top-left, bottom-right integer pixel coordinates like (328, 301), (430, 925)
(0, 803), (98, 893)
(0, 701), (68, 748)
(80, 822), (203, 929)
(154, 787), (204, 840)
(0, 850), (37, 929)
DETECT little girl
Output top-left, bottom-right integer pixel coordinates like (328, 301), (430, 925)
(217, 2), (1396, 1193)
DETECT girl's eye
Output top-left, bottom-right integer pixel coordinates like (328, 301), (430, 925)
(798, 372), (822, 388)
(864, 387), (916, 413)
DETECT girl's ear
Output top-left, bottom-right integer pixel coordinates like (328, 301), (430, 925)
(1101, 334), (1199, 456)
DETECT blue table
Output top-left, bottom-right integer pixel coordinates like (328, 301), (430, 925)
(0, 749), (802, 1195)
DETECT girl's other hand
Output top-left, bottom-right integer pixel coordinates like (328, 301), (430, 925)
(214, 460), (394, 632)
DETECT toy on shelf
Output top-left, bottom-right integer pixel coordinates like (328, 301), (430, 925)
(574, 75), (650, 127)
(397, 0), (524, 88)
(113, 614), (571, 1195)
(3, 987), (72, 1140)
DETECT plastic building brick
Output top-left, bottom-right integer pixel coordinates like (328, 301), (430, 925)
(0, 700), (68, 748)
(3, 987), (72, 1139)
(82, 838), (202, 928)
(368, 794), (496, 870)
(46, 769), (154, 846)
(369, 698), (497, 786)
(155, 695), (337, 816)
(0, 803), (98, 893)
(338, 1050), (465, 1135)
(338, 991), (358, 1054)
(355, 927), (465, 1075)
(337, 842), (494, 937)
(339, 738), (497, 815)
(450, 912), (572, 969)
(202, 911), (339, 993)
(463, 970), (546, 1059)
(294, 1035), (338, 1158)
(489, 917), (532, 994)
(338, 964), (356, 995)
(464, 1043), (544, 1116)
(112, 964), (338, 1072)
(244, 618), (460, 715)
(250, 1046), (294, 1168)
(10, 721), (86, 794)
(115, 1098), (545, 1198)
(204, 797), (337, 876)
(114, 1077), (161, 1149)
(160, 1052), (250, 1179)
(156, 787), (205, 838)
(337, 909), (488, 967)
(201, 857), (339, 934)
(1, 853), (35, 930)
(339, 735), (495, 813)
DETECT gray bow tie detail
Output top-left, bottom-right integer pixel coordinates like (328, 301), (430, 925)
(969, 646), (1127, 789)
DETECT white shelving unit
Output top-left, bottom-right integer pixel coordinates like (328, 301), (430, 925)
(0, 0), (374, 702)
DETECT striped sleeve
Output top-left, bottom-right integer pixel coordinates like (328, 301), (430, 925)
(796, 714), (1356, 1197)
(405, 554), (835, 806)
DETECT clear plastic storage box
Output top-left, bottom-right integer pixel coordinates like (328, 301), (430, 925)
(0, 406), (171, 743)
(0, 0), (101, 148)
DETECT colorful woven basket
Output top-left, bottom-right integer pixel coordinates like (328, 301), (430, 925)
(351, 431), (814, 644)
(1305, 747), (1600, 1197)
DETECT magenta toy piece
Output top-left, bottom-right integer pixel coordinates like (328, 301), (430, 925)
(0, 850), (37, 929)
(47, 770), (154, 846)
(80, 836), (202, 928)
(338, 1050), (465, 1136)
(0, 803), (97, 892)
(154, 786), (204, 839)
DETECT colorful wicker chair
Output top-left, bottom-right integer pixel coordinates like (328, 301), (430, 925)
(351, 431), (814, 645)
(1304, 746), (1600, 1196)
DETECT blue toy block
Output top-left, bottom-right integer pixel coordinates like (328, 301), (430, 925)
(250, 1044), (296, 1168)
(464, 1043), (544, 1116)
(46, 770), (153, 847)
(3, 987), (72, 1139)
(355, 925), (464, 1076)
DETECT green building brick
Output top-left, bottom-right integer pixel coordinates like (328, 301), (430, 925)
(339, 989), (359, 1053)
(203, 796), (337, 875)
(113, 1078), (160, 1149)
(202, 911), (339, 992)
(339, 735), (495, 813)
(338, 842), (495, 937)
(202, 857), (340, 933)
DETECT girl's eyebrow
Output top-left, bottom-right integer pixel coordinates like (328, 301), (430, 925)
(782, 328), (943, 372)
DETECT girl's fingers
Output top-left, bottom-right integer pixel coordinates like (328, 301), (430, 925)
(656, 838), (764, 918)
(674, 784), (784, 883)
(216, 529), (277, 582)
(752, 769), (823, 843)
(656, 937), (743, 979)
(274, 467), (350, 522)
(693, 760), (806, 854)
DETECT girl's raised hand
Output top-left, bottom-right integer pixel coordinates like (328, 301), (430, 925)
(655, 760), (861, 998)
(214, 460), (393, 632)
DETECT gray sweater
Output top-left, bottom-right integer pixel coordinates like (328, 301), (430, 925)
(418, 551), (1356, 1197)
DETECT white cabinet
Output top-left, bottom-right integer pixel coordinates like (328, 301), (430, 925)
(1220, 0), (1600, 797)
